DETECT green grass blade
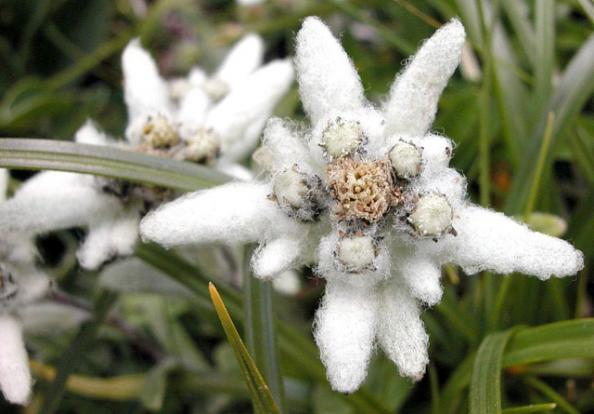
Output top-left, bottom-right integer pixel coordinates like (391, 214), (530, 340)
(501, 0), (536, 65)
(524, 377), (579, 414)
(0, 138), (230, 191)
(502, 403), (557, 414)
(470, 329), (515, 414)
(505, 32), (594, 212)
(533, 0), (555, 113)
(209, 282), (281, 414)
(243, 264), (286, 412)
(503, 319), (594, 367)
(39, 291), (118, 414)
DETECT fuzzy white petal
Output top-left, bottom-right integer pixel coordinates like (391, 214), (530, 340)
(206, 59), (294, 159)
(296, 17), (365, 124)
(214, 34), (264, 87)
(377, 280), (428, 380)
(74, 120), (112, 146)
(0, 171), (122, 235)
(384, 19), (465, 136)
(251, 237), (304, 280)
(399, 256), (443, 306)
(122, 39), (172, 143)
(0, 169), (8, 202)
(177, 86), (211, 136)
(314, 280), (378, 393)
(436, 205), (584, 279)
(140, 182), (304, 247)
(215, 162), (254, 181)
(262, 118), (316, 173)
(0, 315), (31, 405)
(77, 211), (140, 270)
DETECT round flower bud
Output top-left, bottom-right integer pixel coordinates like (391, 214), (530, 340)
(272, 166), (322, 222)
(142, 115), (180, 149)
(335, 235), (376, 272)
(408, 193), (453, 237)
(182, 129), (220, 164)
(389, 141), (422, 179)
(273, 168), (309, 209)
(321, 118), (364, 159)
(202, 77), (230, 101)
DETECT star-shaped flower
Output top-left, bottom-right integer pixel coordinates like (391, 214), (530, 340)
(139, 18), (584, 392)
(0, 169), (50, 405)
(0, 35), (293, 270)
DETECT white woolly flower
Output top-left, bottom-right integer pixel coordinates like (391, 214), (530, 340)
(140, 17), (584, 393)
(0, 34), (293, 270)
(0, 176), (50, 405)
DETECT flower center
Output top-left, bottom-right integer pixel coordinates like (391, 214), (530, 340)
(327, 157), (400, 223)
(141, 114), (180, 150)
(178, 128), (221, 165)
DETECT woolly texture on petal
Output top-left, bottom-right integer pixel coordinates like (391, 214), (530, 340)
(0, 171), (122, 235)
(262, 118), (315, 173)
(207, 59), (294, 161)
(296, 17), (365, 124)
(0, 169), (7, 202)
(272, 270), (301, 295)
(77, 211), (140, 270)
(74, 120), (112, 146)
(122, 39), (172, 143)
(140, 182), (305, 247)
(436, 205), (584, 279)
(376, 280), (428, 380)
(398, 255), (443, 306)
(0, 315), (31, 405)
(17, 266), (50, 304)
(384, 19), (465, 136)
(251, 237), (304, 280)
(214, 34), (264, 87)
(314, 281), (378, 393)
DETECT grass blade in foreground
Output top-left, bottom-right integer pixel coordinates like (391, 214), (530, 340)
(0, 138), (230, 191)
(502, 403), (557, 414)
(470, 329), (515, 414)
(209, 282), (281, 414)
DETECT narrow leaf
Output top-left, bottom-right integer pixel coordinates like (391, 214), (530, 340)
(502, 403), (557, 414)
(208, 282), (281, 414)
(0, 138), (230, 191)
(470, 329), (515, 414)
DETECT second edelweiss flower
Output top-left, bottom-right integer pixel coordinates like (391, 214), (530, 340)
(140, 18), (584, 392)
(0, 35), (293, 270)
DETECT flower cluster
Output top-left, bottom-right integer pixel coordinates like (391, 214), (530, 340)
(0, 169), (50, 404)
(0, 35), (293, 270)
(140, 17), (584, 392)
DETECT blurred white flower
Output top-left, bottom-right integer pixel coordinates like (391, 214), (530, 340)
(0, 170), (50, 405)
(0, 35), (293, 270)
(140, 17), (584, 392)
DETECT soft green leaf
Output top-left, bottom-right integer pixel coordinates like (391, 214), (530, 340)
(0, 138), (230, 191)
(502, 403), (557, 414)
(520, 212), (568, 237)
(470, 329), (515, 414)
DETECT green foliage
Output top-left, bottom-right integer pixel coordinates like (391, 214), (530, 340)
(0, 1), (592, 413)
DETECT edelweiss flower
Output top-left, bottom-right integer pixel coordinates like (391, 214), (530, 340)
(0, 35), (293, 270)
(139, 18), (584, 392)
(0, 169), (50, 405)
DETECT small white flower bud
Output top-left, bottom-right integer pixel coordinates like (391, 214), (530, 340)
(273, 168), (309, 209)
(335, 235), (376, 271)
(272, 166), (322, 221)
(202, 77), (230, 101)
(142, 115), (180, 149)
(408, 193), (453, 237)
(389, 141), (422, 179)
(182, 129), (220, 164)
(321, 118), (364, 159)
